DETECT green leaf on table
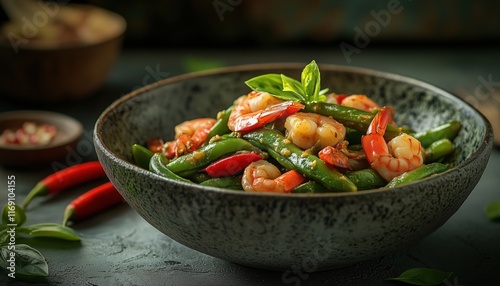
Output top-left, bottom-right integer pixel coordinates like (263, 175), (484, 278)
(2, 204), (27, 227)
(485, 200), (500, 221)
(0, 244), (48, 277)
(24, 223), (81, 241)
(386, 268), (453, 285)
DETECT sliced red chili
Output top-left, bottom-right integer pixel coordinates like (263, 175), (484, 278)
(204, 153), (263, 177)
(335, 94), (348, 104)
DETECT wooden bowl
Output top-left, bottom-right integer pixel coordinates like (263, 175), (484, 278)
(0, 4), (126, 103)
(0, 110), (83, 168)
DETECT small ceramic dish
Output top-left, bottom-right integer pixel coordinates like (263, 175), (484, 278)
(0, 110), (82, 168)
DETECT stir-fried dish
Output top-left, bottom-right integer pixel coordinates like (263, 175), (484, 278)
(131, 61), (461, 193)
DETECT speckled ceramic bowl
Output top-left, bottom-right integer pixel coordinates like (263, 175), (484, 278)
(94, 63), (493, 271)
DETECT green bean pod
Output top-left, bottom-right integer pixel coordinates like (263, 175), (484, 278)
(149, 153), (192, 183)
(204, 105), (234, 145)
(304, 102), (401, 139)
(345, 169), (386, 190)
(187, 172), (212, 183)
(243, 128), (357, 192)
(344, 127), (364, 145)
(166, 138), (265, 177)
(200, 176), (243, 190)
(292, 181), (328, 193)
(424, 138), (454, 163)
(385, 162), (449, 188)
(131, 144), (154, 170)
(413, 120), (461, 148)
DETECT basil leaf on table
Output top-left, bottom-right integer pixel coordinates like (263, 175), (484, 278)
(2, 204), (27, 227)
(386, 268), (453, 285)
(485, 200), (500, 221)
(0, 244), (49, 277)
(24, 223), (81, 241)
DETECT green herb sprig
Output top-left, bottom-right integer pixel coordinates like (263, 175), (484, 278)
(0, 204), (81, 278)
(245, 60), (328, 104)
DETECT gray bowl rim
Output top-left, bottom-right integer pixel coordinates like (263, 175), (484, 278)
(94, 62), (494, 199)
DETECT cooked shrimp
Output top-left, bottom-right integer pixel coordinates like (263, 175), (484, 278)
(228, 91), (304, 132)
(325, 93), (348, 104)
(165, 118), (216, 158)
(341, 94), (380, 112)
(242, 160), (305, 193)
(362, 106), (424, 181)
(284, 112), (346, 150)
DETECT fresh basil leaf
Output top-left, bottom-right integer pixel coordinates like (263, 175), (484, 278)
(0, 244), (49, 277)
(386, 268), (453, 285)
(485, 200), (500, 221)
(245, 74), (303, 102)
(25, 223), (81, 241)
(0, 226), (30, 245)
(301, 60), (321, 99)
(0, 229), (7, 244)
(281, 74), (306, 102)
(2, 204), (27, 227)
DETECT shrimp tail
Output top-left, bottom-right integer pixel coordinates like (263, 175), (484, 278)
(362, 106), (393, 163)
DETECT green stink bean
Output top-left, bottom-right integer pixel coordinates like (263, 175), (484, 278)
(385, 162), (449, 188)
(131, 144), (154, 170)
(204, 105), (234, 145)
(424, 138), (454, 163)
(292, 181), (328, 193)
(304, 102), (401, 139)
(293, 169), (386, 192)
(150, 153), (192, 183)
(413, 121), (461, 148)
(200, 176), (243, 190)
(166, 138), (265, 177)
(243, 128), (357, 192)
(345, 169), (386, 190)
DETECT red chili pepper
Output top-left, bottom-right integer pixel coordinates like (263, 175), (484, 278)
(22, 161), (107, 209)
(62, 181), (125, 226)
(204, 153), (263, 177)
(336, 94), (348, 104)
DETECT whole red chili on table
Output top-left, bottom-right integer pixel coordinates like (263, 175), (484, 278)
(62, 181), (125, 226)
(22, 161), (107, 209)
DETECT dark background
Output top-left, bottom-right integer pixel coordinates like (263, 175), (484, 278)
(2, 0), (499, 49)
